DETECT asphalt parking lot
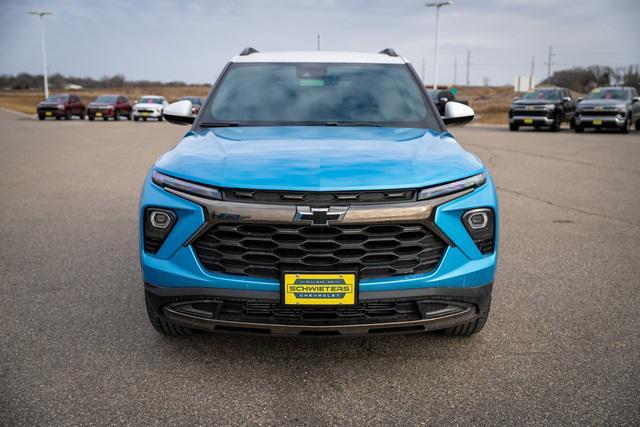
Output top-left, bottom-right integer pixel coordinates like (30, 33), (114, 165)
(1, 109), (639, 425)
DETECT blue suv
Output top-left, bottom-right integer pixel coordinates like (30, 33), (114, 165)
(140, 48), (498, 337)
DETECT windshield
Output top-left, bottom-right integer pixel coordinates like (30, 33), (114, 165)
(46, 95), (68, 102)
(521, 90), (560, 101)
(139, 97), (163, 104)
(202, 63), (438, 128)
(95, 95), (118, 103)
(586, 88), (627, 100)
(182, 96), (202, 105)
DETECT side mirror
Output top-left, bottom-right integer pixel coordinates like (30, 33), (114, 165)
(443, 101), (474, 127)
(577, 97), (583, 102)
(633, 97), (640, 103)
(563, 96), (572, 102)
(439, 97), (448, 103)
(163, 100), (194, 125)
(512, 97), (519, 101)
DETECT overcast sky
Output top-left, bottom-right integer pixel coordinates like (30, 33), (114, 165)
(1, 0), (638, 86)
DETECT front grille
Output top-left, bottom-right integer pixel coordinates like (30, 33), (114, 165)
(579, 110), (619, 117)
(513, 109), (549, 117)
(223, 189), (416, 205)
(193, 223), (447, 279)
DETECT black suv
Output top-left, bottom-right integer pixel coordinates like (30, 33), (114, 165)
(574, 87), (640, 133)
(509, 87), (575, 132)
(428, 88), (468, 115)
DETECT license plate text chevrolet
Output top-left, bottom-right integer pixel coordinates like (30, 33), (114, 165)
(140, 48), (498, 337)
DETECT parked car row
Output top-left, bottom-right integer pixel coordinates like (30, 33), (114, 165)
(37, 94), (203, 121)
(508, 86), (640, 133)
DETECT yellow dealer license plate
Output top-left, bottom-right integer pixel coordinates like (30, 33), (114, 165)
(45, 111), (52, 116)
(593, 120), (603, 125)
(142, 112), (150, 116)
(283, 273), (357, 306)
(95, 112), (102, 117)
(524, 118), (533, 124)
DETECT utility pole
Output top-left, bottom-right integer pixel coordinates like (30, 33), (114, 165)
(530, 56), (535, 89)
(465, 49), (470, 86)
(316, 34), (320, 51)
(453, 57), (457, 85)
(545, 45), (556, 79)
(426, 1), (452, 90)
(29, 10), (53, 99)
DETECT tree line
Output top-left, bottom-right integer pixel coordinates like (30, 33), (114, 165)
(541, 65), (640, 93)
(0, 73), (206, 90)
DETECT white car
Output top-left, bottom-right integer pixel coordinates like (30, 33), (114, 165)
(133, 95), (169, 121)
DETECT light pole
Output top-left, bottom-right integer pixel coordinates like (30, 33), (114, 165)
(425, 1), (451, 90)
(28, 11), (53, 99)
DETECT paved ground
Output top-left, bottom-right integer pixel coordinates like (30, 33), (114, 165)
(1, 109), (639, 425)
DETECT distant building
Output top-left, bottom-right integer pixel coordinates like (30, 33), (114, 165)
(514, 75), (535, 92)
(64, 84), (83, 90)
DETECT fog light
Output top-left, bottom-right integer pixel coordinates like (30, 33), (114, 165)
(462, 208), (495, 255)
(467, 211), (489, 229)
(144, 208), (177, 254)
(150, 210), (171, 229)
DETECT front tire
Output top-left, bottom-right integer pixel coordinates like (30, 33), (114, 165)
(114, 110), (120, 121)
(509, 123), (519, 131)
(134, 116), (139, 121)
(38, 114), (45, 120)
(549, 113), (560, 132)
(620, 117), (630, 134)
(146, 294), (193, 336)
(65, 110), (71, 120)
(574, 125), (584, 133)
(441, 300), (491, 337)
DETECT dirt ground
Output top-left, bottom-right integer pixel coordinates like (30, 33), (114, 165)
(0, 85), (556, 125)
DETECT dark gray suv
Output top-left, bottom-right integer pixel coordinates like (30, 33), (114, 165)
(575, 87), (640, 133)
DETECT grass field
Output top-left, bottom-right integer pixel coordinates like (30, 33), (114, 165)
(0, 85), (524, 124)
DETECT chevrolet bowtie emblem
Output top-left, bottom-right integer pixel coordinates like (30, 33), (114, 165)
(295, 206), (349, 225)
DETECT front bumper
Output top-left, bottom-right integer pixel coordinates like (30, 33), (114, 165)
(145, 282), (492, 336)
(133, 110), (162, 118)
(88, 108), (115, 118)
(37, 108), (65, 118)
(139, 170), (499, 334)
(509, 114), (554, 126)
(575, 115), (625, 128)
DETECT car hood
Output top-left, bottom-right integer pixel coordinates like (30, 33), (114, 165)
(513, 100), (556, 106)
(38, 101), (62, 107)
(154, 127), (484, 191)
(134, 103), (162, 109)
(88, 102), (115, 108)
(578, 99), (625, 108)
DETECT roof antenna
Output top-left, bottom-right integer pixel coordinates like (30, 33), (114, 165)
(378, 48), (398, 57)
(239, 47), (259, 56)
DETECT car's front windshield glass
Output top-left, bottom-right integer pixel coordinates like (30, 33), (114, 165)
(139, 97), (162, 104)
(521, 90), (560, 101)
(96, 95), (118, 103)
(46, 95), (68, 102)
(203, 62), (438, 128)
(586, 88), (627, 100)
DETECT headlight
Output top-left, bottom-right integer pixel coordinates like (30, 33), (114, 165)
(544, 104), (556, 110)
(57, 104), (65, 110)
(152, 169), (222, 200)
(616, 104), (627, 112)
(418, 172), (486, 200)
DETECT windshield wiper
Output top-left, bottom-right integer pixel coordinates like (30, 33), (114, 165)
(323, 121), (385, 127)
(199, 122), (240, 127)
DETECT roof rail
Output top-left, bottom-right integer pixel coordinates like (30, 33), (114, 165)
(378, 48), (398, 57)
(239, 47), (259, 56)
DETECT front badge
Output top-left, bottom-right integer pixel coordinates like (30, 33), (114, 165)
(283, 273), (356, 306)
